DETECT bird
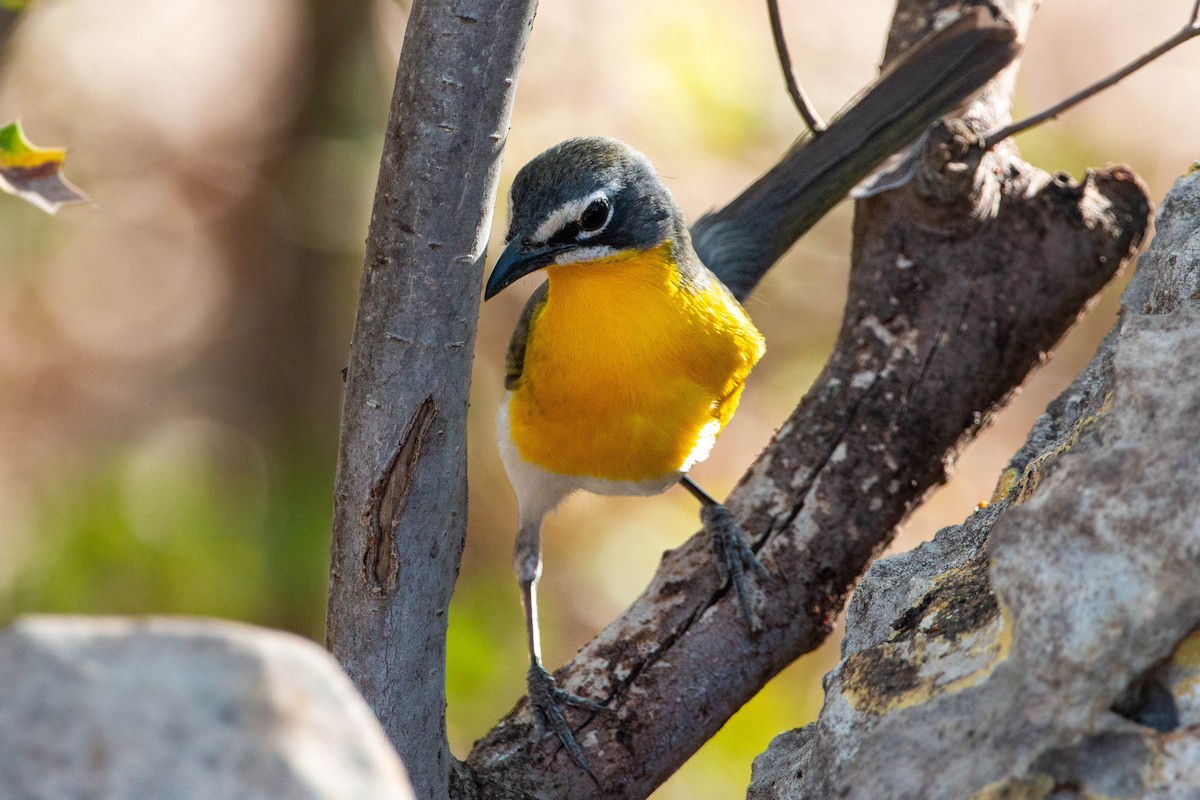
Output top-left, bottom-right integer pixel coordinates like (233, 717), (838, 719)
(481, 7), (1019, 778)
(484, 136), (766, 777)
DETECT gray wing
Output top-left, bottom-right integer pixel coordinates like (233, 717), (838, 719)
(504, 281), (549, 391)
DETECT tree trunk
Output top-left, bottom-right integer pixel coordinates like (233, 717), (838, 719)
(325, 3), (537, 799)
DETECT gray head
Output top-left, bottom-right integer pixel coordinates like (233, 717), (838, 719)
(485, 137), (688, 299)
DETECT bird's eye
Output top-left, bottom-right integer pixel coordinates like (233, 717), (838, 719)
(578, 197), (611, 233)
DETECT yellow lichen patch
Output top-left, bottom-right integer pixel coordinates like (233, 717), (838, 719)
(970, 774), (1055, 800)
(841, 557), (1014, 715)
(990, 466), (1021, 504)
(1000, 391), (1114, 506)
(1164, 628), (1200, 708)
(1170, 628), (1200, 670)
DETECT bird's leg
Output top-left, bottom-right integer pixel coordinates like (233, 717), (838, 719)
(679, 475), (770, 633)
(514, 522), (607, 781)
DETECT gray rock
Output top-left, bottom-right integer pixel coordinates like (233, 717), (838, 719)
(747, 167), (1200, 799)
(0, 616), (414, 800)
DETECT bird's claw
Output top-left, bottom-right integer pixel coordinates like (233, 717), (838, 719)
(527, 662), (608, 782)
(702, 502), (769, 633)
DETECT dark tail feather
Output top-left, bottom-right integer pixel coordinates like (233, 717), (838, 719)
(691, 6), (1020, 302)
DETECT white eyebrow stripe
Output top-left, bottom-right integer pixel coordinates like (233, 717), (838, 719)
(532, 188), (613, 243)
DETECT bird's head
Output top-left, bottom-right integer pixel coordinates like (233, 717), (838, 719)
(484, 137), (685, 300)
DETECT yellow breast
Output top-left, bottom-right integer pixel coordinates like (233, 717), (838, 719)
(507, 242), (764, 484)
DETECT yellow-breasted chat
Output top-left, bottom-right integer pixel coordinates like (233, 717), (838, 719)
(484, 137), (765, 775)
(481, 7), (1019, 779)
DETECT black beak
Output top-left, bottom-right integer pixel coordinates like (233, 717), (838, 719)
(484, 239), (572, 300)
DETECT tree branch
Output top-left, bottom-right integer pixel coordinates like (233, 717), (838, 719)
(984, 5), (1200, 148)
(325, 2), (537, 798)
(458, 1), (1152, 797)
(766, 0), (827, 134)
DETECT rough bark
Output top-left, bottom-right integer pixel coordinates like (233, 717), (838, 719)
(325, 3), (537, 800)
(748, 164), (1200, 800)
(457, 1), (1152, 798)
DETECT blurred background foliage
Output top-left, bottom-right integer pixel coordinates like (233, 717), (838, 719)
(0, 0), (1197, 796)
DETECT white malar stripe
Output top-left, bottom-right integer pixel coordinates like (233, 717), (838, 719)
(553, 245), (618, 265)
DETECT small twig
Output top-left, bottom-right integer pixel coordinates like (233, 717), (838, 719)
(984, 8), (1200, 148)
(767, 0), (827, 135)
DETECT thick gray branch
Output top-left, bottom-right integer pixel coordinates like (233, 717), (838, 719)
(751, 160), (1200, 800)
(459, 1), (1152, 798)
(325, 2), (537, 799)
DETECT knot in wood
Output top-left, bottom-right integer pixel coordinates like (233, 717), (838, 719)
(915, 118), (987, 207)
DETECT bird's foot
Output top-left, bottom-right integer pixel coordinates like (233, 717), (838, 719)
(527, 662), (609, 782)
(702, 502), (770, 634)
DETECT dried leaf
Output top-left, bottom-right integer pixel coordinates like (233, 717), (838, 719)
(0, 120), (88, 214)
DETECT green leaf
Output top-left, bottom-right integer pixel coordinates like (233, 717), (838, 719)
(0, 120), (88, 214)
